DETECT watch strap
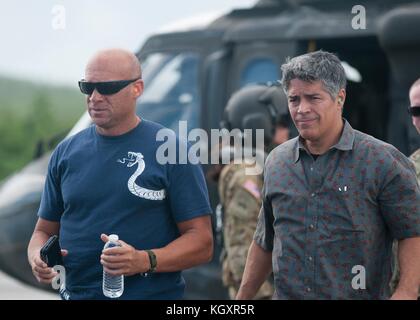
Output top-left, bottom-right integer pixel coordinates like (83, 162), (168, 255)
(141, 249), (157, 277)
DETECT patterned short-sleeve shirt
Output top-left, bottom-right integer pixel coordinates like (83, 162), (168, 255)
(254, 119), (420, 299)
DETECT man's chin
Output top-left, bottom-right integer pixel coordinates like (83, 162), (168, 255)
(298, 129), (320, 142)
(92, 118), (111, 128)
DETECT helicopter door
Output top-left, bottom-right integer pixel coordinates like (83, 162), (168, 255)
(226, 41), (296, 96)
(378, 5), (420, 155)
(137, 52), (201, 133)
(305, 37), (393, 150)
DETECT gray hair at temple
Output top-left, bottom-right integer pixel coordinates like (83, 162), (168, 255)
(280, 50), (347, 100)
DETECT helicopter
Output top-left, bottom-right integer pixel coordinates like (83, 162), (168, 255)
(0, 0), (419, 299)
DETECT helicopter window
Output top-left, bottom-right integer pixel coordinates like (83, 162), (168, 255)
(240, 58), (279, 87)
(140, 53), (172, 84)
(137, 52), (200, 133)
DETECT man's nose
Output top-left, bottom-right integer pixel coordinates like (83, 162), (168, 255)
(297, 99), (311, 113)
(89, 89), (104, 102)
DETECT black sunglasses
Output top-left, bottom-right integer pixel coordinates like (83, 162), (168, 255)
(408, 106), (420, 117)
(78, 77), (141, 95)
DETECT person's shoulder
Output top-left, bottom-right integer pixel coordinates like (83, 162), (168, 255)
(140, 118), (173, 134)
(140, 118), (180, 148)
(46, 126), (93, 167)
(409, 148), (420, 179)
(410, 148), (420, 162)
(353, 129), (412, 169)
(54, 125), (94, 155)
(354, 130), (402, 156)
(220, 163), (248, 186)
(266, 136), (298, 165)
(221, 163), (262, 187)
(220, 163), (262, 202)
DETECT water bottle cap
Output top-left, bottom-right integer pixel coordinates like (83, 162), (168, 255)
(109, 234), (119, 242)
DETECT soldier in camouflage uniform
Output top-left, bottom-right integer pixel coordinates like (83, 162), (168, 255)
(219, 161), (273, 299)
(216, 84), (291, 299)
(411, 149), (420, 181)
(408, 78), (420, 181)
(390, 78), (420, 297)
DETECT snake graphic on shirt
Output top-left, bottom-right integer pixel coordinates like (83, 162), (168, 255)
(118, 151), (166, 200)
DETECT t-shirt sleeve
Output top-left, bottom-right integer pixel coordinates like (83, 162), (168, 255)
(167, 160), (212, 223)
(253, 152), (275, 252)
(38, 148), (64, 222)
(379, 147), (420, 240)
(253, 182), (274, 252)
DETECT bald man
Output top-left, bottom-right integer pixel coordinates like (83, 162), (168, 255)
(408, 78), (420, 181)
(27, 49), (213, 300)
(390, 78), (420, 298)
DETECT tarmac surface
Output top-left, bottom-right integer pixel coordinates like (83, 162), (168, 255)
(0, 270), (59, 300)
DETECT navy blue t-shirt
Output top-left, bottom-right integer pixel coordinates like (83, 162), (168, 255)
(38, 119), (212, 299)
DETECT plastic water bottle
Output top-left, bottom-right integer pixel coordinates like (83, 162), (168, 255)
(102, 234), (124, 298)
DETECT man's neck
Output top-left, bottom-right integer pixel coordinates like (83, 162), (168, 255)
(304, 119), (344, 155)
(96, 116), (141, 136)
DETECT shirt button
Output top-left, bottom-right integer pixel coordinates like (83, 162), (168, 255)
(308, 256), (313, 262)
(306, 287), (312, 293)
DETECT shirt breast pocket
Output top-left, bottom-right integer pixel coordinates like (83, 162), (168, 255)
(317, 184), (366, 233)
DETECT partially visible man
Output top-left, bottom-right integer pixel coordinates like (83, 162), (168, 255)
(408, 78), (420, 179)
(273, 113), (292, 146)
(237, 50), (420, 300)
(28, 49), (213, 299)
(216, 84), (290, 299)
(390, 78), (420, 296)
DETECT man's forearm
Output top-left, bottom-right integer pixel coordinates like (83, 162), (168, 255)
(28, 218), (61, 263)
(27, 230), (50, 262)
(147, 225), (213, 273)
(394, 237), (420, 298)
(236, 240), (272, 300)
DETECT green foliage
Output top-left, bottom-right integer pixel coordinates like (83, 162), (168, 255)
(0, 76), (85, 180)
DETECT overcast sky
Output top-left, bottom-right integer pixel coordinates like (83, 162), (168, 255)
(0, 0), (256, 86)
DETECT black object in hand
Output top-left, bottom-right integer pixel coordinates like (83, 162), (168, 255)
(40, 235), (63, 267)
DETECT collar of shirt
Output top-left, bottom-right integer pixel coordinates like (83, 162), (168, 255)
(293, 119), (355, 163)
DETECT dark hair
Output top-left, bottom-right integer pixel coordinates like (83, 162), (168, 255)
(281, 50), (346, 99)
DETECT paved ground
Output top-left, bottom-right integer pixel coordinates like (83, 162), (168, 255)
(0, 270), (59, 300)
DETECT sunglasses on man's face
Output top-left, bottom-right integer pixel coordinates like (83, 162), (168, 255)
(408, 106), (420, 117)
(78, 77), (141, 95)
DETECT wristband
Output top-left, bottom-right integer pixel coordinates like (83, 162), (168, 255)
(141, 249), (157, 277)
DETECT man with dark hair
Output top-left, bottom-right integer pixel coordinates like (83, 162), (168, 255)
(273, 113), (292, 146)
(237, 50), (420, 300)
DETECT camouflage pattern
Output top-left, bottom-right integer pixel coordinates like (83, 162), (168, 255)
(411, 148), (420, 182)
(390, 148), (420, 296)
(219, 162), (274, 300)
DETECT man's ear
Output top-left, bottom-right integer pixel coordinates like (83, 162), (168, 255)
(133, 79), (144, 98)
(337, 89), (346, 106)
